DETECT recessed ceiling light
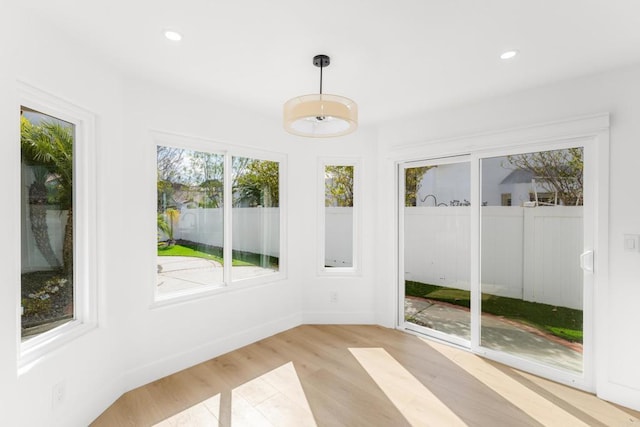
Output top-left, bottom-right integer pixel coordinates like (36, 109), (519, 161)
(163, 30), (182, 42)
(500, 50), (519, 60)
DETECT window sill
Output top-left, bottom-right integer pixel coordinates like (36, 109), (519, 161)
(151, 271), (286, 309)
(19, 320), (97, 374)
(318, 267), (361, 277)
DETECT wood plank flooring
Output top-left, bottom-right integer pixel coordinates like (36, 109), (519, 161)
(92, 325), (640, 426)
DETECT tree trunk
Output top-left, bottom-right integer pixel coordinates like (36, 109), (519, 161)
(28, 181), (60, 268)
(62, 206), (73, 278)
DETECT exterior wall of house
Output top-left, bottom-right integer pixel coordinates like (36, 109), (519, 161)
(416, 162), (471, 206)
(416, 156), (572, 208)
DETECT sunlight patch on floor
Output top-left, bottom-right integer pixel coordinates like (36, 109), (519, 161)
(154, 394), (221, 426)
(154, 361), (316, 426)
(349, 347), (467, 426)
(515, 370), (640, 426)
(422, 338), (591, 426)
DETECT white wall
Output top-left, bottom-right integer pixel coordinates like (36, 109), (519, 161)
(0, 2), (19, 424)
(5, 5), (640, 424)
(377, 63), (640, 410)
(294, 130), (378, 324)
(2, 6), (377, 426)
(118, 79), (299, 391)
(7, 9), (127, 427)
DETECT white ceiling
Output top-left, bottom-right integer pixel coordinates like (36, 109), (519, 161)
(20, 0), (640, 125)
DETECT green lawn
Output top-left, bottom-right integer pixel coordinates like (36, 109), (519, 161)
(158, 244), (254, 267)
(405, 281), (583, 343)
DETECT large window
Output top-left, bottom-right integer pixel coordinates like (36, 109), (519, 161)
(156, 139), (283, 300)
(21, 107), (75, 339)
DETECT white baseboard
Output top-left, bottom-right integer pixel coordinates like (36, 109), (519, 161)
(302, 311), (375, 324)
(123, 312), (303, 392)
(597, 382), (640, 412)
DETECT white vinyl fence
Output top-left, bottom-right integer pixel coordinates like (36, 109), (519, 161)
(167, 207), (281, 257)
(28, 205), (582, 309)
(404, 206), (584, 309)
(324, 207), (353, 267)
(403, 206), (471, 291)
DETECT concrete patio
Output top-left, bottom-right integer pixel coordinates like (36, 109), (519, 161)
(157, 256), (277, 294)
(405, 296), (583, 373)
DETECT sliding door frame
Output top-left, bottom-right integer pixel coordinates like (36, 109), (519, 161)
(398, 155), (472, 349)
(471, 136), (595, 391)
(394, 113), (609, 392)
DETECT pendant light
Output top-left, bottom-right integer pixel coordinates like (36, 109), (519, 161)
(283, 54), (358, 138)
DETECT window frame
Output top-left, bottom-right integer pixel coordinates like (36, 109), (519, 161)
(151, 131), (287, 307)
(317, 157), (362, 276)
(17, 82), (98, 369)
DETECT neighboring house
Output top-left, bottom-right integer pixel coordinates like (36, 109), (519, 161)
(416, 163), (471, 207)
(417, 158), (570, 207)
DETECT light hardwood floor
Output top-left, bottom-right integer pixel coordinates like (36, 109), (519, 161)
(92, 325), (640, 426)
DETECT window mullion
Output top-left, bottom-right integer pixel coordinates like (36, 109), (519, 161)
(223, 153), (233, 285)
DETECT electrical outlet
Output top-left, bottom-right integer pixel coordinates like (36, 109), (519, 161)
(624, 234), (640, 252)
(329, 291), (338, 303)
(52, 381), (65, 409)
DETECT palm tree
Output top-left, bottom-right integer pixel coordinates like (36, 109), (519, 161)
(157, 213), (170, 242)
(21, 115), (74, 277)
(164, 208), (180, 244)
(25, 165), (61, 268)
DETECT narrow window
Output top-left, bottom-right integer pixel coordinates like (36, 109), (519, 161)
(320, 159), (360, 274)
(20, 107), (74, 339)
(324, 165), (354, 268)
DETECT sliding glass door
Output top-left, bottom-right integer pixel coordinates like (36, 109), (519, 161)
(401, 157), (471, 347)
(399, 140), (594, 388)
(479, 147), (586, 376)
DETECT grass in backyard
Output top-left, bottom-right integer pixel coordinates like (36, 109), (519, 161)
(405, 280), (583, 343)
(547, 327), (583, 342)
(157, 244), (254, 267)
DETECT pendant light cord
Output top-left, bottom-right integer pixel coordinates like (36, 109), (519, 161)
(319, 64), (323, 94)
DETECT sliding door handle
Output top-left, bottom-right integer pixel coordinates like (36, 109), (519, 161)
(580, 250), (594, 273)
